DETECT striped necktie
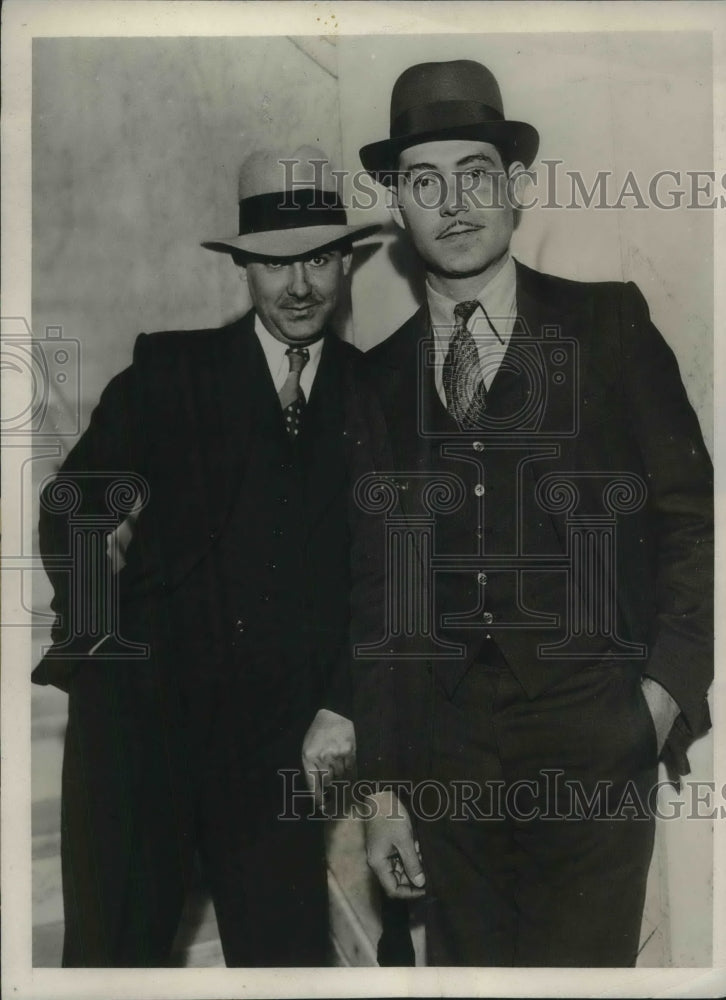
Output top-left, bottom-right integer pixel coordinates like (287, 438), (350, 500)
(442, 299), (487, 429)
(279, 346), (309, 439)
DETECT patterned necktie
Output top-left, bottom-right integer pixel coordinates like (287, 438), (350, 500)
(279, 346), (310, 439)
(442, 299), (487, 429)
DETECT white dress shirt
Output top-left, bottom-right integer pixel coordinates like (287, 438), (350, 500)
(254, 315), (324, 401)
(427, 253), (518, 408)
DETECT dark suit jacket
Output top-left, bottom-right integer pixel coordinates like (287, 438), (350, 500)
(350, 260), (713, 783)
(33, 310), (385, 721)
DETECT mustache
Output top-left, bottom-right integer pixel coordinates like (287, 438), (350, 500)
(436, 221), (485, 240)
(280, 295), (323, 309)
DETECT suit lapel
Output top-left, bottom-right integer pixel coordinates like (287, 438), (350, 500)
(514, 259), (585, 452)
(373, 307), (436, 521)
(124, 312), (262, 594)
(375, 266), (588, 480)
(512, 260), (596, 556)
(205, 312), (264, 524)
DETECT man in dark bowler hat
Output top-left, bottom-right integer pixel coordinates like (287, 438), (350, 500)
(33, 146), (382, 967)
(349, 61), (713, 966)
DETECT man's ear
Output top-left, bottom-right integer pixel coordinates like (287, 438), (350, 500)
(342, 252), (353, 277)
(388, 185), (406, 231)
(506, 161), (533, 211)
(234, 257), (248, 283)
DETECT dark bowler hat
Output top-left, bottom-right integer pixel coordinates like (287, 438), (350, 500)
(359, 60), (539, 182)
(203, 145), (379, 258)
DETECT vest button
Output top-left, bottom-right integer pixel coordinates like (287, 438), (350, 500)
(272, 527), (284, 537)
(482, 612), (494, 625)
(477, 572), (488, 585)
(474, 483), (485, 497)
(473, 441), (485, 452)
(235, 619), (245, 633)
(278, 496), (288, 504)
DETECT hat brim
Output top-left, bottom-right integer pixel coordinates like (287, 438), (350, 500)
(360, 120), (539, 182)
(202, 222), (380, 258)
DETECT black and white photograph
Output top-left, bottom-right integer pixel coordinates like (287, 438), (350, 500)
(2, 2), (723, 997)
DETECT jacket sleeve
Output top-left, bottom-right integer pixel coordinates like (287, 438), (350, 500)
(618, 282), (713, 739)
(335, 363), (402, 781)
(36, 335), (152, 675)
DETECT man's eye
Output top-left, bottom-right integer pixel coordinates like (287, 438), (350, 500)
(412, 172), (439, 191)
(308, 256), (329, 267)
(266, 262), (284, 270)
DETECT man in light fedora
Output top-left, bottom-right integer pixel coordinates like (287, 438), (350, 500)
(34, 146), (382, 966)
(348, 60), (713, 965)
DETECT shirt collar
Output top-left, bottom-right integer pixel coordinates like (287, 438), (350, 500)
(254, 313), (325, 368)
(426, 253), (517, 339)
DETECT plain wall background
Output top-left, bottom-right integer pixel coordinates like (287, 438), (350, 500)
(32, 35), (343, 431)
(31, 32), (714, 967)
(34, 34), (714, 455)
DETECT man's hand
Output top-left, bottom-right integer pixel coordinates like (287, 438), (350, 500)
(362, 789), (426, 900)
(302, 708), (355, 808)
(641, 677), (680, 754)
(106, 506), (141, 573)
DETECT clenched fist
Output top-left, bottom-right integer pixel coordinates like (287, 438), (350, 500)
(302, 708), (356, 808)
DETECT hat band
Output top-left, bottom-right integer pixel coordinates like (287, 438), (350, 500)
(391, 99), (504, 139)
(238, 188), (348, 235)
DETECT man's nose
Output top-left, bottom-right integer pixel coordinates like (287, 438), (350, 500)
(439, 172), (469, 218)
(287, 262), (312, 298)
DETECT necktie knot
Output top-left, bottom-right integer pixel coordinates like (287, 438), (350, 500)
(286, 346), (310, 375)
(453, 299), (480, 327)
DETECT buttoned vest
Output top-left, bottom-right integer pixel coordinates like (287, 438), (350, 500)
(422, 343), (612, 696)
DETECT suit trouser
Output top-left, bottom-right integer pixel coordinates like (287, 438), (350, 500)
(414, 657), (658, 967)
(60, 659), (328, 967)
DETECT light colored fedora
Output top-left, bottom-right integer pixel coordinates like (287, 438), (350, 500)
(203, 145), (379, 258)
